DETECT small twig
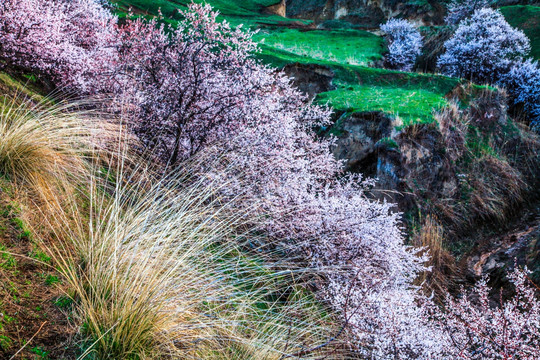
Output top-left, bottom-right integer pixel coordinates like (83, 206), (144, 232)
(9, 321), (47, 360)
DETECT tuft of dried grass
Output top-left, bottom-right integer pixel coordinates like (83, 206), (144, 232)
(29, 144), (345, 359)
(437, 101), (469, 162)
(0, 93), (97, 199)
(412, 215), (458, 298)
(468, 155), (525, 222)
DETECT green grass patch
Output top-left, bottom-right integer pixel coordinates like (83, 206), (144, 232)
(44, 274), (60, 286)
(0, 73), (46, 104)
(317, 84), (448, 125)
(0, 245), (17, 270)
(114, 0), (287, 25)
(0, 335), (11, 351)
(114, 0), (185, 18)
(255, 28), (383, 66)
(501, 5), (540, 60)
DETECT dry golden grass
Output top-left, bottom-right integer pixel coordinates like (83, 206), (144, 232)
(412, 215), (457, 298)
(468, 155), (525, 222)
(36, 158), (344, 359)
(0, 93), (95, 198)
(437, 101), (468, 162)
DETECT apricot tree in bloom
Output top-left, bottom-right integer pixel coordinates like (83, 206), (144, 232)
(105, 4), (265, 164)
(8, 2), (540, 358)
(438, 8), (530, 83)
(500, 59), (540, 128)
(380, 19), (423, 72)
(0, 0), (117, 90)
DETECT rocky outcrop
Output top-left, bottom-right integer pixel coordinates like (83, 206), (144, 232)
(467, 219), (540, 285)
(283, 63), (335, 101)
(327, 111), (392, 175)
(376, 122), (458, 208)
(265, 0), (287, 17)
(285, 0), (446, 27)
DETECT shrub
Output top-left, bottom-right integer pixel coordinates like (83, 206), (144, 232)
(431, 268), (540, 359)
(380, 19), (423, 72)
(500, 59), (540, 128)
(438, 8), (530, 83)
(197, 97), (441, 357)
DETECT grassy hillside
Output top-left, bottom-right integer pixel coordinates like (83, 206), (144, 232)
(501, 5), (540, 60)
(256, 28), (383, 66)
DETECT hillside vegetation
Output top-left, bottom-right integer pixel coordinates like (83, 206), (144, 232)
(114, 1), (540, 126)
(1, 0), (539, 359)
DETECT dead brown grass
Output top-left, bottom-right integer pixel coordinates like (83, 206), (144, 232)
(468, 155), (525, 222)
(412, 215), (458, 299)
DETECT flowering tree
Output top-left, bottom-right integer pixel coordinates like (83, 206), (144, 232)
(97, 5), (277, 163)
(438, 8), (530, 83)
(201, 71), (442, 358)
(380, 19), (423, 72)
(500, 59), (540, 129)
(445, 0), (491, 25)
(0, 0), (117, 90)
(432, 268), (540, 359)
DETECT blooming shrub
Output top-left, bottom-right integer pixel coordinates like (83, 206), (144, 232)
(500, 59), (540, 128)
(380, 19), (423, 72)
(0, 0), (117, 90)
(432, 268), (540, 359)
(438, 8), (530, 83)
(445, 0), (491, 25)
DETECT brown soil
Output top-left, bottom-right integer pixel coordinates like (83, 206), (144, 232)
(0, 195), (76, 359)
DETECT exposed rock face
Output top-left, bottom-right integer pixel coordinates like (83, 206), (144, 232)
(328, 111), (392, 175)
(285, 0), (446, 26)
(326, 114), (456, 206)
(467, 220), (540, 285)
(282, 63), (335, 101)
(376, 122), (457, 207)
(265, 0), (287, 17)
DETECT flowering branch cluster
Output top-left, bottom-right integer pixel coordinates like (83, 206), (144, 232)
(0, 0), (117, 91)
(430, 268), (540, 359)
(438, 8), (530, 83)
